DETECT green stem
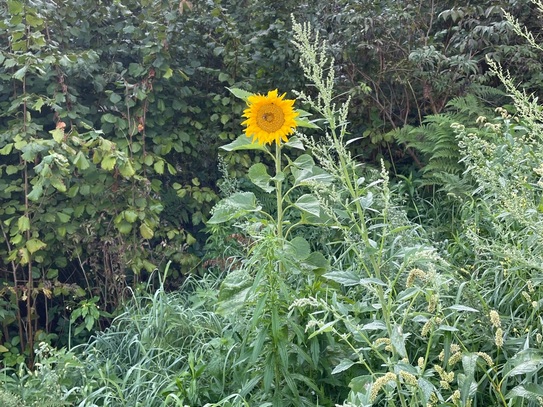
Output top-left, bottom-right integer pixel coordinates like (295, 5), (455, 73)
(275, 141), (283, 240)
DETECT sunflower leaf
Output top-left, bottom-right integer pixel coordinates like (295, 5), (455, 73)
(221, 135), (269, 152)
(248, 163), (275, 193)
(295, 116), (321, 129)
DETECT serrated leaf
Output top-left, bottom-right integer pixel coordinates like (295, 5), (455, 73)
(220, 134), (268, 152)
(101, 155), (116, 171)
(295, 116), (320, 129)
(119, 161), (135, 177)
(73, 151), (90, 170)
(284, 136), (305, 150)
(50, 176), (66, 192)
(12, 65), (28, 81)
(27, 183), (43, 201)
(17, 215), (30, 232)
(26, 238), (46, 254)
(248, 163), (274, 193)
(50, 128), (64, 143)
(57, 212), (71, 223)
(286, 236), (311, 261)
(227, 87), (252, 101)
(216, 268), (253, 315)
(295, 194), (321, 217)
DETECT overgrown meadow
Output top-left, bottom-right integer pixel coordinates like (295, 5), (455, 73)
(1, 0), (543, 406)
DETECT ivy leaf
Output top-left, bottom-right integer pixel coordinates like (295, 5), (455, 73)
(248, 163), (274, 193)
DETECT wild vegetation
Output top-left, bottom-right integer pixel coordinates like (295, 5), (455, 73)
(1, 0), (542, 406)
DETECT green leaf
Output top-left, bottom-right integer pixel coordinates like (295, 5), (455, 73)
(73, 151), (90, 170)
(17, 215), (30, 232)
(390, 324), (407, 358)
(0, 143), (13, 155)
(12, 65), (28, 81)
(446, 305), (479, 313)
(123, 210), (138, 223)
(295, 194), (321, 217)
(8, 0), (23, 15)
(221, 134), (268, 152)
(50, 176), (66, 192)
(109, 92), (122, 104)
(140, 222), (154, 239)
(207, 192), (260, 224)
(101, 155), (116, 171)
(323, 270), (359, 286)
(6, 165), (19, 175)
(154, 159), (165, 174)
(102, 113), (117, 124)
(286, 236), (311, 261)
(50, 128), (64, 143)
(248, 163), (274, 193)
(119, 161), (135, 177)
(33, 97), (45, 112)
(506, 384), (543, 400)
(332, 359), (355, 375)
(284, 136), (305, 150)
(26, 238), (46, 254)
(227, 87), (252, 101)
(57, 212), (71, 223)
(0, 345), (9, 353)
(163, 67), (173, 79)
(295, 116), (320, 129)
(27, 183), (43, 201)
(216, 268), (253, 315)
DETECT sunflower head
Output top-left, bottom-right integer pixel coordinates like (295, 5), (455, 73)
(241, 89), (299, 145)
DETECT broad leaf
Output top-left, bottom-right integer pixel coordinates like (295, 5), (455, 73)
(248, 163), (274, 193)
(221, 135), (268, 152)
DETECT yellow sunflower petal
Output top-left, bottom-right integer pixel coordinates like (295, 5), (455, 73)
(241, 89), (299, 145)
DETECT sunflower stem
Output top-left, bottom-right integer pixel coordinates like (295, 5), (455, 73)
(275, 141), (283, 241)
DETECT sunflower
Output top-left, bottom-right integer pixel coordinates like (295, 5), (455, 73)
(241, 89), (299, 145)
